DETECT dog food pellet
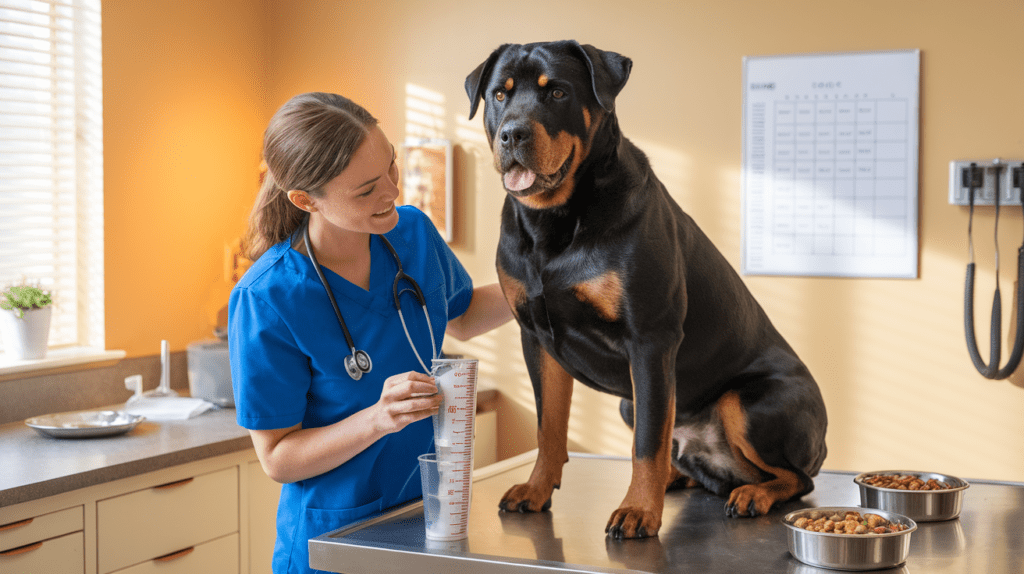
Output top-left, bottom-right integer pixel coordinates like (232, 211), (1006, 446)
(861, 473), (950, 490)
(790, 511), (908, 535)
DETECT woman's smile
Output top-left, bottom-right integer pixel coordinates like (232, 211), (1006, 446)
(373, 202), (396, 217)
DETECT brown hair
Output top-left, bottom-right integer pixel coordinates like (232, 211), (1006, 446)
(244, 92), (378, 260)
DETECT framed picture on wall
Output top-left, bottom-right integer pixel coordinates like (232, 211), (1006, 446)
(401, 138), (453, 242)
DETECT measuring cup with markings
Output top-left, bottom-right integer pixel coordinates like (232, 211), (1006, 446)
(422, 358), (478, 540)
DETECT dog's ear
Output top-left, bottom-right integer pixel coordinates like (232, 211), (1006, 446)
(572, 42), (632, 112)
(466, 44), (511, 120)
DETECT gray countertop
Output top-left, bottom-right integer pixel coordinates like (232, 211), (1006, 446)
(0, 406), (252, 508)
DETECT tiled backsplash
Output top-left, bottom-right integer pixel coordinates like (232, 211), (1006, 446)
(0, 353), (190, 425)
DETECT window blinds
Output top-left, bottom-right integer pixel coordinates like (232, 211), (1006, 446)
(0, 0), (103, 350)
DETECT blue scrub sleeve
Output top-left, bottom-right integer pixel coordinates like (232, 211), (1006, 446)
(425, 219), (473, 321)
(229, 286), (311, 430)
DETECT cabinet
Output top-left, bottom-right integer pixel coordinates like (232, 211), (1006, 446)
(98, 467), (238, 573)
(0, 506), (84, 574)
(0, 450), (277, 574)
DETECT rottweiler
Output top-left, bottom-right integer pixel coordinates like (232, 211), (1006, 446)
(465, 40), (828, 539)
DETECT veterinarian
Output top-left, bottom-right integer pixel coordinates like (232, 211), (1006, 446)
(229, 92), (513, 574)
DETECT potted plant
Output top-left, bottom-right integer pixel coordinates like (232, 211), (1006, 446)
(0, 284), (54, 360)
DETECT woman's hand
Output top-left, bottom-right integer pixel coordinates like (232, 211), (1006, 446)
(370, 371), (442, 435)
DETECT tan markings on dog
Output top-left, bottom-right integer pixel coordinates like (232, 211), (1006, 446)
(496, 262), (527, 320)
(500, 348), (573, 512)
(571, 271), (623, 322)
(516, 122), (584, 210)
(538, 74), (549, 87)
(582, 107), (591, 131)
(606, 368), (675, 537)
(505, 77), (514, 91)
(717, 391), (805, 515)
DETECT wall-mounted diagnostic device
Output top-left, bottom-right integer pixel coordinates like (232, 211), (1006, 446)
(953, 159), (1024, 379)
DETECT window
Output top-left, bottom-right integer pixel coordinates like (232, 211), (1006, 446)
(0, 0), (104, 360)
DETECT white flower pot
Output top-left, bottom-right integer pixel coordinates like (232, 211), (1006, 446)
(0, 306), (52, 360)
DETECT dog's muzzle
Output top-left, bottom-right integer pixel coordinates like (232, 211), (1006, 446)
(496, 119), (573, 196)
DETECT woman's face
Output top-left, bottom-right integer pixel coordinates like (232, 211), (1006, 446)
(304, 125), (401, 236)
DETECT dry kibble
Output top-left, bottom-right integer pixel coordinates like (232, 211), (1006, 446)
(789, 510), (909, 536)
(861, 473), (950, 490)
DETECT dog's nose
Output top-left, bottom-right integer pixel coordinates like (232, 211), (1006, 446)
(499, 121), (532, 148)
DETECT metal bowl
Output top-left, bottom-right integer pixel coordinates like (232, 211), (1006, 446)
(854, 471), (969, 522)
(783, 507), (917, 571)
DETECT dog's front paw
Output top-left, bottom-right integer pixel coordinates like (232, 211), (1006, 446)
(499, 483), (553, 513)
(605, 506), (661, 539)
(724, 484), (774, 518)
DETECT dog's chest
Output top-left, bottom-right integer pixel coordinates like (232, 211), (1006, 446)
(504, 242), (631, 390)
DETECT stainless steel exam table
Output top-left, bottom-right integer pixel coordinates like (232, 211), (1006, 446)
(310, 451), (1024, 573)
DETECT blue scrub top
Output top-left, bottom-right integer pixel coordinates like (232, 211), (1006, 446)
(228, 206), (473, 574)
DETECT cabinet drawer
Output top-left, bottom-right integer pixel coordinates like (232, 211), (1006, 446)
(98, 466), (238, 574)
(0, 531), (84, 574)
(0, 505), (83, 552)
(112, 533), (238, 574)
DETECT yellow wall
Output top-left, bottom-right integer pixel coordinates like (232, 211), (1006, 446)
(102, 0), (268, 354)
(102, 0), (1024, 481)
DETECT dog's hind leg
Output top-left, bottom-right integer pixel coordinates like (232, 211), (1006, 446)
(717, 390), (812, 517)
(499, 337), (574, 513)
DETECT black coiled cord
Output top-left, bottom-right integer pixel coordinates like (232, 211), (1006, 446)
(964, 162), (1024, 379)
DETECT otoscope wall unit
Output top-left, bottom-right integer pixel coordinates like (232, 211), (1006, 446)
(949, 159), (1024, 206)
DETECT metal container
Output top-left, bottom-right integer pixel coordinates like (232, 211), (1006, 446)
(187, 339), (234, 407)
(783, 506), (916, 571)
(854, 471), (969, 522)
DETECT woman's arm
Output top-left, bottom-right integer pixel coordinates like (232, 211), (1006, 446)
(249, 371), (442, 483)
(446, 283), (514, 341)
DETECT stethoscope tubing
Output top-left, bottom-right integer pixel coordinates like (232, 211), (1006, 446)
(302, 219), (438, 377)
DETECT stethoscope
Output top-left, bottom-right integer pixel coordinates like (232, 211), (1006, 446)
(302, 220), (437, 380)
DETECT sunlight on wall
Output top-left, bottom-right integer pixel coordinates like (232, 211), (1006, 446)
(405, 83), (445, 139)
(455, 114), (489, 146)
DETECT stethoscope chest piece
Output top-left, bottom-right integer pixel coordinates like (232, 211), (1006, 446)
(344, 350), (372, 380)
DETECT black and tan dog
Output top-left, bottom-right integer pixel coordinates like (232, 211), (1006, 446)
(465, 40), (828, 539)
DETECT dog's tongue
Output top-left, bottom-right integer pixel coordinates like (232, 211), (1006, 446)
(504, 166), (536, 192)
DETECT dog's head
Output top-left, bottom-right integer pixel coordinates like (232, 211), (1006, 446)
(466, 40), (632, 209)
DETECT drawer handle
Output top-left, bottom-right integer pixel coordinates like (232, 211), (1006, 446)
(0, 518), (33, 532)
(0, 542), (43, 557)
(153, 477), (194, 490)
(154, 547), (194, 562)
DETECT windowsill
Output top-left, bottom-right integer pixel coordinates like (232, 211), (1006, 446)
(0, 347), (127, 380)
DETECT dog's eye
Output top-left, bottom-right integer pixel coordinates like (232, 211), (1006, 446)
(495, 91), (505, 102)
(552, 89), (565, 99)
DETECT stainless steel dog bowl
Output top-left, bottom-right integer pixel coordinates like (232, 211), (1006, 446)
(783, 507), (916, 571)
(854, 471), (969, 522)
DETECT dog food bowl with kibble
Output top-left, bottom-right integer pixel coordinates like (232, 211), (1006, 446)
(783, 507), (917, 571)
(854, 471), (969, 522)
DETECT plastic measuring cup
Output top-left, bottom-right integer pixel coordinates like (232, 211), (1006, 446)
(422, 358), (478, 540)
(419, 452), (470, 540)
(431, 358), (478, 452)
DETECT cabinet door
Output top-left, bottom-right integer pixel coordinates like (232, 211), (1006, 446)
(112, 532), (238, 574)
(0, 531), (84, 574)
(247, 461), (281, 574)
(97, 466), (238, 574)
(0, 506), (83, 552)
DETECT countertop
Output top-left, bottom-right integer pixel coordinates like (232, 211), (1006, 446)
(0, 406), (251, 507)
(311, 452), (1024, 574)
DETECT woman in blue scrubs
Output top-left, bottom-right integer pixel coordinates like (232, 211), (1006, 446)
(229, 93), (513, 574)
